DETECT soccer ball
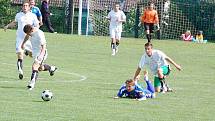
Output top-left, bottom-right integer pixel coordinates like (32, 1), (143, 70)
(41, 90), (53, 101)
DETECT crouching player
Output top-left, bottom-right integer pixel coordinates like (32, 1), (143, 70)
(21, 24), (57, 90)
(114, 71), (155, 101)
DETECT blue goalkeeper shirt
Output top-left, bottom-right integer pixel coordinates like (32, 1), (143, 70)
(117, 84), (153, 99)
(31, 6), (42, 18)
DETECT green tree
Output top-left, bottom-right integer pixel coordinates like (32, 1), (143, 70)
(0, 0), (18, 27)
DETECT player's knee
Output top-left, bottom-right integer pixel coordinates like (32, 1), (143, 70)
(155, 87), (160, 92)
(157, 69), (163, 78)
(38, 66), (43, 71)
(146, 30), (150, 34)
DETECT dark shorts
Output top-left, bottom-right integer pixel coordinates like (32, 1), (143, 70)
(144, 22), (154, 33)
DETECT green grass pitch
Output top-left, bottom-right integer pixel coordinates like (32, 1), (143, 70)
(0, 29), (215, 121)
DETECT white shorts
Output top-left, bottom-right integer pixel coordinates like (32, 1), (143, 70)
(33, 50), (48, 65)
(109, 27), (122, 40)
(15, 35), (32, 53)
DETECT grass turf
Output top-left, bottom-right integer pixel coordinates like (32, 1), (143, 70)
(0, 29), (215, 121)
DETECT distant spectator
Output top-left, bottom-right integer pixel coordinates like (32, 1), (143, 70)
(181, 30), (193, 42)
(193, 31), (207, 43)
(40, 0), (56, 33)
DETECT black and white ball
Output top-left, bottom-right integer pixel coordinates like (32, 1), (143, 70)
(41, 90), (53, 101)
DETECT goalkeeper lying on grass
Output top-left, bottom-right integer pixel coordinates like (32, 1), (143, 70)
(114, 71), (155, 101)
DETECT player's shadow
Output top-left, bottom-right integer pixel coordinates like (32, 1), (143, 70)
(32, 100), (45, 103)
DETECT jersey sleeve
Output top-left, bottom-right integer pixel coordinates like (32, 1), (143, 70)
(138, 55), (146, 69)
(121, 11), (126, 21)
(157, 50), (167, 60)
(154, 10), (159, 24)
(107, 11), (111, 19)
(36, 7), (42, 17)
(15, 13), (18, 22)
(32, 14), (39, 27)
(141, 10), (146, 23)
(38, 31), (46, 45)
(117, 85), (126, 97)
(135, 86), (146, 99)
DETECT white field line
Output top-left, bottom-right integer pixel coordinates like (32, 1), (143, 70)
(1, 62), (87, 83)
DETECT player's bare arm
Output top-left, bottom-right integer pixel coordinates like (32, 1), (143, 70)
(165, 56), (182, 71)
(21, 35), (30, 49)
(134, 67), (141, 81)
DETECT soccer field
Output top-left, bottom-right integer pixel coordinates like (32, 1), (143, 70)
(0, 29), (214, 121)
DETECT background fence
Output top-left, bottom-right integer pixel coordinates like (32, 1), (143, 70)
(0, 0), (214, 40)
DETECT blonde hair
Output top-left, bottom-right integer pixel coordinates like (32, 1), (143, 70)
(125, 79), (135, 86)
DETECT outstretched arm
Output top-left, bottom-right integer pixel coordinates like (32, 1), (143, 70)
(113, 86), (125, 99)
(134, 67), (141, 81)
(165, 56), (182, 71)
(21, 35), (30, 50)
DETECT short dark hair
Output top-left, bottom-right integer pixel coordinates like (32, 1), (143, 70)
(23, 24), (33, 34)
(114, 2), (120, 6)
(145, 42), (153, 48)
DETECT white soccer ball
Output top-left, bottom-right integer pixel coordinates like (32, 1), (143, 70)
(41, 90), (53, 101)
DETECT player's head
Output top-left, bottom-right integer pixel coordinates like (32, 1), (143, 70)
(23, 24), (33, 35)
(185, 30), (191, 35)
(145, 42), (153, 57)
(125, 79), (135, 92)
(148, 3), (155, 10)
(113, 2), (120, 12)
(197, 30), (203, 35)
(29, 0), (35, 7)
(22, 1), (30, 13)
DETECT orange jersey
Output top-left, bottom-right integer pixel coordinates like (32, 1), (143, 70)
(141, 9), (159, 24)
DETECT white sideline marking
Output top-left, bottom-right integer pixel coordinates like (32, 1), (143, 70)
(1, 62), (87, 83)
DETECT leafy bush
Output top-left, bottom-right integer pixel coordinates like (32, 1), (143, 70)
(0, 0), (19, 27)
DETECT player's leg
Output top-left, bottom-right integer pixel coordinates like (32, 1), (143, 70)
(157, 65), (171, 93)
(164, 65), (172, 92)
(144, 23), (151, 42)
(157, 68), (167, 93)
(24, 40), (32, 57)
(154, 76), (161, 92)
(110, 28), (116, 56)
(16, 36), (25, 79)
(45, 17), (55, 33)
(149, 23), (154, 41)
(115, 31), (121, 54)
(38, 50), (57, 76)
(27, 62), (40, 90)
(27, 50), (46, 90)
(145, 78), (155, 94)
(38, 64), (57, 76)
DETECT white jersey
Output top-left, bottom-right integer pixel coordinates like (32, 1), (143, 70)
(138, 49), (169, 75)
(30, 28), (47, 58)
(107, 10), (126, 32)
(15, 11), (39, 37)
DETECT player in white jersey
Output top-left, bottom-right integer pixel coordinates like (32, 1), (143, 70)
(22, 24), (57, 90)
(4, 1), (39, 80)
(133, 42), (182, 93)
(107, 2), (126, 56)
